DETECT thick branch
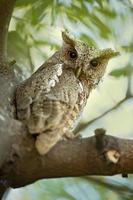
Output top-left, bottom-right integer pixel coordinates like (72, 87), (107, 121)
(0, 122), (133, 189)
(0, 0), (16, 63)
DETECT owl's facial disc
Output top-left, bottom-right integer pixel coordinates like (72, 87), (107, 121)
(61, 31), (119, 82)
(82, 48), (119, 87)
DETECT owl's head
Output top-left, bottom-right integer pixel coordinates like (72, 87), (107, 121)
(60, 31), (119, 87)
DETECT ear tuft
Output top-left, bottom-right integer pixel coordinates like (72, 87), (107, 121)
(100, 48), (120, 60)
(62, 30), (75, 46)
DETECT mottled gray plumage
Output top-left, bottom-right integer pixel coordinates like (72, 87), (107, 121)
(16, 31), (119, 155)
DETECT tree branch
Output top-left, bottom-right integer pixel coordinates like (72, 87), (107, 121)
(27, 46), (35, 73)
(75, 96), (133, 133)
(0, 121), (133, 189)
(0, 0), (16, 63)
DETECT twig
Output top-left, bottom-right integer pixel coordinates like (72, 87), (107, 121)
(126, 66), (132, 97)
(27, 46), (34, 73)
(12, 15), (29, 22)
(75, 96), (133, 133)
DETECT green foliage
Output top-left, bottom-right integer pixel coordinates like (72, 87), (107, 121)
(8, 0), (133, 76)
(8, 0), (133, 75)
(122, 43), (133, 53)
(109, 66), (133, 77)
(8, 31), (29, 64)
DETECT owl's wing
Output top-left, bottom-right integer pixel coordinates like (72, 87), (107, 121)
(16, 63), (63, 121)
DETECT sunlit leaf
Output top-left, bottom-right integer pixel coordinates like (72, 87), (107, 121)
(95, 0), (104, 8)
(122, 43), (133, 53)
(15, 0), (37, 7)
(109, 66), (133, 77)
(7, 31), (29, 62)
(7, 31), (33, 74)
(96, 7), (117, 19)
(80, 33), (97, 46)
(90, 14), (111, 38)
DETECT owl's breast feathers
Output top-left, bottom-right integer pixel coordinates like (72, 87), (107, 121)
(16, 64), (89, 133)
(44, 68), (89, 130)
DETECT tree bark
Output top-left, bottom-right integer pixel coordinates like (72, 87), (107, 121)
(0, 1), (16, 198)
(0, 0), (16, 63)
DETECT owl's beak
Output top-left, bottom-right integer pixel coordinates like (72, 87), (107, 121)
(75, 67), (82, 78)
(99, 48), (120, 60)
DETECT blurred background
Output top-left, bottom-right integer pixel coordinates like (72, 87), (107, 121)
(6, 0), (133, 199)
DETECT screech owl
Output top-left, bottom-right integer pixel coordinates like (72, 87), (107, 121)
(16, 31), (119, 155)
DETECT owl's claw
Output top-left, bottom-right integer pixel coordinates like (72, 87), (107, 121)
(63, 131), (81, 140)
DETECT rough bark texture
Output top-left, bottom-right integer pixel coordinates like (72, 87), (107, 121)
(0, 0), (17, 198)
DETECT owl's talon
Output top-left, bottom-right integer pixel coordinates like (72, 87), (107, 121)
(74, 133), (82, 139)
(63, 131), (81, 140)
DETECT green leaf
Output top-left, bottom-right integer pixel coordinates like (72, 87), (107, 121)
(80, 33), (97, 46)
(96, 7), (117, 19)
(95, 0), (104, 8)
(7, 31), (28, 61)
(90, 14), (111, 38)
(121, 43), (133, 53)
(109, 66), (133, 77)
(15, 0), (37, 7)
(7, 31), (33, 74)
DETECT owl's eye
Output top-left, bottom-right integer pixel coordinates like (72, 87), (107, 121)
(90, 58), (99, 67)
(68, 50), (77, 60)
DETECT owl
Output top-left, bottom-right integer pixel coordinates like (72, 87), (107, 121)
(16, 31), (119, 155)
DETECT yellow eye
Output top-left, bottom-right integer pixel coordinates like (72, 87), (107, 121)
(68, 50), (77, 60)
(90, 58), (99, 67)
